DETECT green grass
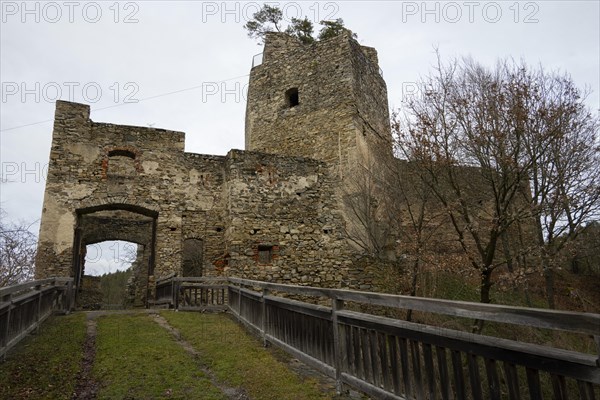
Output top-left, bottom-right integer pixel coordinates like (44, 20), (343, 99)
(93, 313), (226, 400)
(0, 313), (87, 400)
(2, 312), (337, 399)
(161, 311), (332, 400)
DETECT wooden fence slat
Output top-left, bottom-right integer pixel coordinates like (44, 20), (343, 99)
(316, 319), (332, 364)
(314, 316), (321, 362)
(306, 313), (313, 357)
(451, 350), (466, 400)
(484, 358), (502, 400)
(578, 380), (597, 400)
(467, 354), (483, 400)
(503, 362), (521, 400)
(422, 343), (437, 400)
(371, 330), (381, 388)
(526, 367), (543, 400)
(388, 334), (402, 396)
(354, 327), (364, 381)
(380, 333), (392, 391)
(332, 298), (343, 394)
(363, 329), (374, 384)
(550, 374), (569, 400)
(436, 347), (452, 400)
(411, 340), (425, 400)
(328, 321), (335, 365)
(399, 337), (412, 398)
(344, 324), (353, 375)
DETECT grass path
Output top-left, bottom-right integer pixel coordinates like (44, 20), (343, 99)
(0, 311), (347, 400)
(92, 312), (227, 399)
(159, 311), (335, 400)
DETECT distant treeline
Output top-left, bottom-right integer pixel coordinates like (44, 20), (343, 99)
(100, 269), (132, 309)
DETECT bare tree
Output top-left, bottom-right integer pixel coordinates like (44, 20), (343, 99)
(341, 160), (393, 259)
(0, 209), (37, 287)
(397, 57), (531, 319)
(395, 55), (598, 328)
(520, 71), (600, 307)
(341, 133), (445, 311)
(387, 139), (447, 319)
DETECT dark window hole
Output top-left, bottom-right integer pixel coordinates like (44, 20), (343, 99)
(286, 88), (299, 108)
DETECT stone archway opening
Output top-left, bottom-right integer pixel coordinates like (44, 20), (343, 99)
(78, 240), (138, 309)
(72, 204), (158, 308)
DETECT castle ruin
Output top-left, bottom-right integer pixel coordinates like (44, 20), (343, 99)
(35, 32), (393, 305)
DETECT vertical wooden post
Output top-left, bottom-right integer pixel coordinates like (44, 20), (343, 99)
(174, 279), (180, 310)
(35, 283), (42, 334)
(237, 284), (242, 317)
(65, 279), (74, 314)
(332, 296), (344, 395)
(261, 288), (270, 347)
(170, 278), (175, 308)
(1, 292), (13, 359)
(594, 335), (600, 367)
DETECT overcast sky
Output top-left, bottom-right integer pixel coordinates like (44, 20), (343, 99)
(1, 0), (599, 267)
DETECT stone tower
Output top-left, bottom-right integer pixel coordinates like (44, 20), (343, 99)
(245, 32), (392, 176)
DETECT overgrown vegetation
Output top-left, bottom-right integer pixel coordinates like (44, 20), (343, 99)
(161, 311), (331, 400)
(0, 313), (87, 399)
(244, 4), (355, 45)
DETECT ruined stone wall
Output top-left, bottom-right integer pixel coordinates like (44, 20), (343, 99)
(36, 100), (373, 294)
(222, 150), (367, 288)
(390, 159), (539, 266)
(35, 101), (227, 284)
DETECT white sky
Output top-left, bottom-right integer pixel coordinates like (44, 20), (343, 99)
(84, 240), (137, 275)
(1, 0), (599, 236)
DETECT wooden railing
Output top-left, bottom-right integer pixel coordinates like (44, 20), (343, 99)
(155, 277), (228, 311)
(158, 276), (600, 399)
(0, 278), (74, 360)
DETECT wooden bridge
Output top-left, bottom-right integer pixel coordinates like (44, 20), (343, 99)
(3, 277), (599, 399)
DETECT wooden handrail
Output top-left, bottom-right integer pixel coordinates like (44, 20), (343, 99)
(1, 278), (74, 360)
(227, 277), (600, 336)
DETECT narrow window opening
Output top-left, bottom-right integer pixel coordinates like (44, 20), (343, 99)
(286, 88), (299, 108)
(108, 149), (136, 159)
(258, 245), (273, 265)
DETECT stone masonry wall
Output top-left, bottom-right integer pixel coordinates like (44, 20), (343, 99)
(245, 32), (391, 177)
(36, 99), (373, 300)
(222, 150), (367, 288)
(35, 101), (228, 293)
